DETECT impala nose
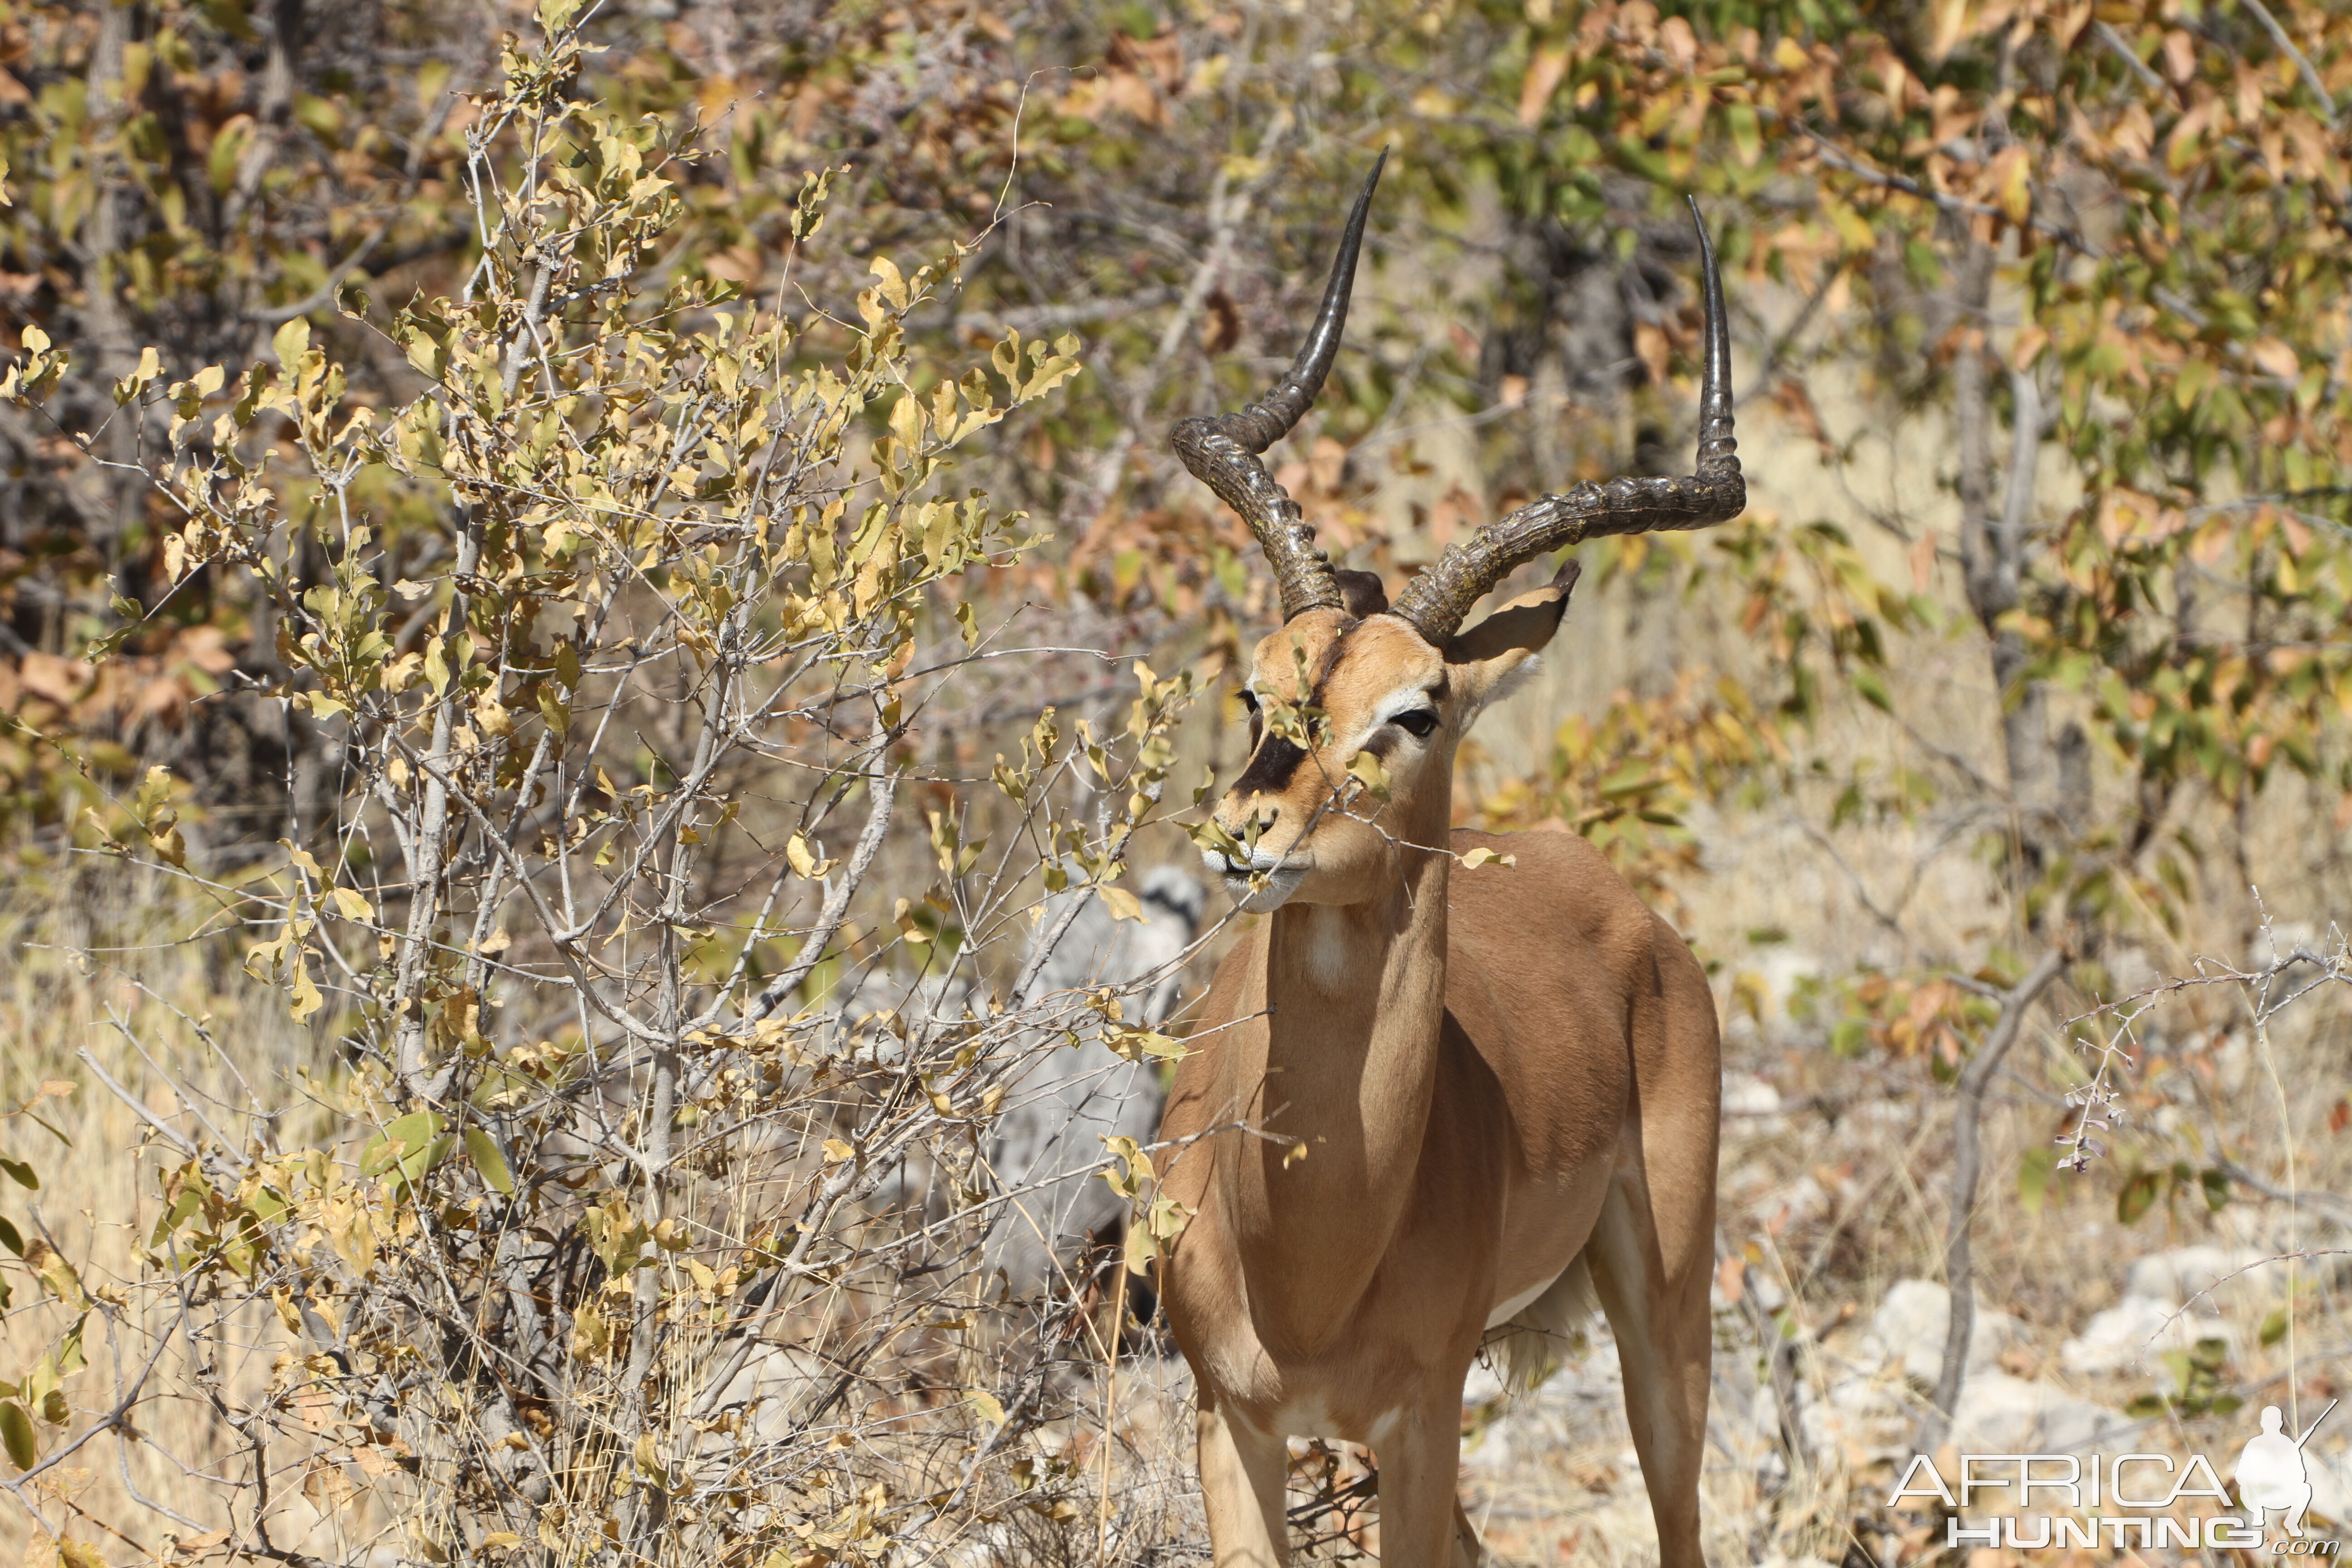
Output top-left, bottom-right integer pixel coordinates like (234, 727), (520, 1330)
(1230, 732), (1308, 798)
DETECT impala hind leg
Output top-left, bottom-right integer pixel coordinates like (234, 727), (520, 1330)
(1587, 1172), (1713, 1568)
(1198, 1397), (1289, 1568)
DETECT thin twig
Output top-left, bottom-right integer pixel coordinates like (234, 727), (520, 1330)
(1917, 946), (2066, 1459)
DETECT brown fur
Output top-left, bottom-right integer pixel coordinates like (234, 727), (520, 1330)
(1158, 593), (1721, 1568)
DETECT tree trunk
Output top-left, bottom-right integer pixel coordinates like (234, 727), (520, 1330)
(1951, 240), (2077, 894)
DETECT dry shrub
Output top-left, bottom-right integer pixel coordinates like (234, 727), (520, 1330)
(0, 13), (1216, 1568)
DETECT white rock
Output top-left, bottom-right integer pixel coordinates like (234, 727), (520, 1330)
(1461, 1417), (1514, 1473)
(1872, 1279), (2024, 1384)
(1762, 1173), (1829, 1236)
(1723, 1073), (1785, 1126)
(1951, 1371), (2044, 1452)
(2037, 1391), (2136, 1453)
(1749, 947), (1825, 1022)
(1802, 1374), (1908, 1461)
(2060, 1295), (2221, 1375)
(2123, 1245), (2276, 1312)
(1952, 1371), (2132, 1453)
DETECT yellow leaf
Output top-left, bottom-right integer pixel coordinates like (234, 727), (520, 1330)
(272, 317), (311, 371)
(330, 887), (374, 921)
(1517, 43), (1570, 127)
(1988, 145), (2031, 225)
(2010, 323), (2049, 370)
(821, 1139), (853, 1164)
(786, 834), (834, 878)
(1821, 196), (1875, 255)
(1458, 847), (1516, 871)
(1124, 1223), (1156, 1278)
(289, 960), (324, 1024)
(969, 1390), (1005, 1426)
(22, 1240), (86, 1308)
(2249, 337), (2300, 380)
(473, 691), (514, 739)
(1929, 0), (1974, 59)
(1099, 886), (1144, 922)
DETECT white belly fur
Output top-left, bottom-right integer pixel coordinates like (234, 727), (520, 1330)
(1484, 1266), (1566, 1329)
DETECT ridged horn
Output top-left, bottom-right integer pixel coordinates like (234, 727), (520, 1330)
(1388, 195), (1744, 646)
(1171, 150), (1387, 622)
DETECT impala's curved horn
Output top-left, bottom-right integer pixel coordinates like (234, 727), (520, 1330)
(1389, 196), (1745, 646)
(1171, 151), (1386, 622)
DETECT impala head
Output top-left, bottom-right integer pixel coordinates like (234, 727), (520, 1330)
(1174, 158), (1744, 912)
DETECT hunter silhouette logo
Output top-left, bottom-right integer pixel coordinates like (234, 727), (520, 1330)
(2237, 1401), (2338, 1539)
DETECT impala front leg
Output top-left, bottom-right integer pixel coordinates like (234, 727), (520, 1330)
(1374, 1396), (1482, 1568)
(1198, 1396), (1290, 1568)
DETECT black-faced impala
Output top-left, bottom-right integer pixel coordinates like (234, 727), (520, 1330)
(1157, 157), (1742, 1568)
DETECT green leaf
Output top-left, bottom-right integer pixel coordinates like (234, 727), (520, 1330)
(0, 1400), (33, 1470)
(2261, 1307), (2290, 1347)
(2117, 1169), (2161, 1225)
(465, 1128), (514, 1196)
(362, 1111), (450, 1184)
(0, 1159), (35, 1191)
(0, 1215), (19, 1255)
(2018, 1147), (2056, 1217)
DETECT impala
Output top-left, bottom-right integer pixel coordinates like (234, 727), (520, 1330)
(1156, 157), (1742, 1568)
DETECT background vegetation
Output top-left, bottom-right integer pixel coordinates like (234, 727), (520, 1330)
(3, 0), (2351, 1563)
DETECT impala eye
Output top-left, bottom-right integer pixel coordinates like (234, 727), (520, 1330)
(1392, 709), (1440, 740)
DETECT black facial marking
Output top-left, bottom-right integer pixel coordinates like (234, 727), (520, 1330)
(1306, 621), (1357, 702)
(1233, 732), (1308, 798)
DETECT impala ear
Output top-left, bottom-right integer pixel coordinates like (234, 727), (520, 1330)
(1441, 558), (1580, 715)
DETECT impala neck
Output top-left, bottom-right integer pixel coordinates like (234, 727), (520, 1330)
(1238, 833), (1451, 1349)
